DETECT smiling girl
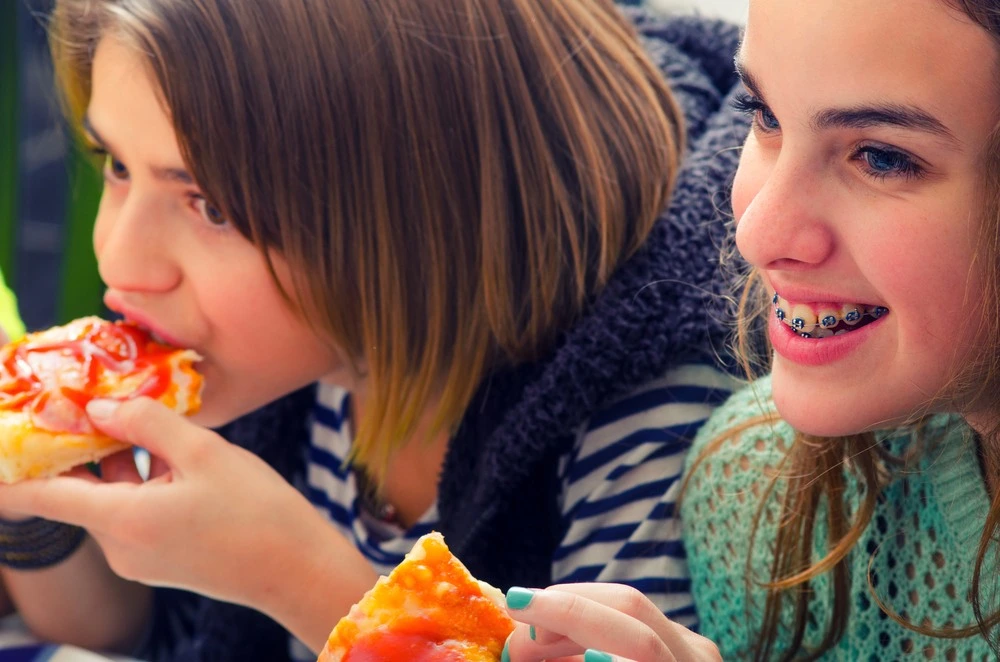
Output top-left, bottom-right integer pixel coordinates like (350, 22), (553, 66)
(0, 1), (746, 660)
(502, 0), (1000, 660)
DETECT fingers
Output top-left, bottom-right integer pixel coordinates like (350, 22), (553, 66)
(86, 397), (216, 473)
(502, 630), (639, 662)
(500, 648), (636, 662)
(503, 585), (680, 662)
(527, 583), (683, 644)
(0, 475), (136, 531)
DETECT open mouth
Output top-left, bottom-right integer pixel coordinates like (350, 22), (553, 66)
(772, 293), (889, 339)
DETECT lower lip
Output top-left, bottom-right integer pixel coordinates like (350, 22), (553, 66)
(768, 312), (885, 367)
(125, 320), (186, 349)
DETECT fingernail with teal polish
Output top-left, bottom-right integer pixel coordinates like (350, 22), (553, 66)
(529, 625), (536, 641)
(584, 650), (614, 662)
(501, 639), (511, 662)
(506, 586), (536, 610)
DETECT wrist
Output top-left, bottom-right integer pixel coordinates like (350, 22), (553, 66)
(0, 517), (87, 570)
(0, 511), (34, 523)
(255, 510), (376, 652)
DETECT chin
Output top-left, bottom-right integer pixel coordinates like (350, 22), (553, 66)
(187, 401), (240, 428)
(187, 387), (268, 429)
(770, 371), (884, 438)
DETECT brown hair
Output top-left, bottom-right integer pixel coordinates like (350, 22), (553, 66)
(711, 2), (1000, 658)
(49, 0), (684, 477)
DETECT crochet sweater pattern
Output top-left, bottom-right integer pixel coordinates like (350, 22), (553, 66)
(681, 377), (996, 660)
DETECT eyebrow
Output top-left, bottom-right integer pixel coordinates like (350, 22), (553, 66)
(734, 56), (764, 99)
(82, 113), (196, 185)
(813, 105), (957, 142)
(733, 58), (960, 145)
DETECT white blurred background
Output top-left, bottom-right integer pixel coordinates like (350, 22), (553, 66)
(650, 0), (748, 23)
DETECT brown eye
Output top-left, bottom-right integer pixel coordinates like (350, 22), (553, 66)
(193, 196), (229, 227)
(102, 153), (130, 182)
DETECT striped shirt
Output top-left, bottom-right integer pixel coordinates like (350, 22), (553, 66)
(292, 362), (736, 659)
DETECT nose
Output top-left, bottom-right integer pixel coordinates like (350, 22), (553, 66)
(734, 153), (836, 271)
(93, 191), (181, 294)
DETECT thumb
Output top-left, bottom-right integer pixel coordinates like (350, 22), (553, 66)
(86, 397), (211, 470)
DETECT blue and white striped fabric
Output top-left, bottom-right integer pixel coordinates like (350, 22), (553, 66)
(292, 363), (735, 659)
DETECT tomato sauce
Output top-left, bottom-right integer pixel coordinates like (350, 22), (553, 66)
(0, 319), (177, 430)
(343, 630), (469, 662)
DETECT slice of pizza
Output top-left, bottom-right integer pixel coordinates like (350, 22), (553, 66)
(0, 316), (202, 483)
(320, 532), (515, 662)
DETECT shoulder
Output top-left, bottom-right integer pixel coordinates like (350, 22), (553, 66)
(686, 375), (790, 461)
(585, 363), (737, 435)
(680, 376), (795, 521)
(621, 7), (744, 141)
(565, 363), (738, 488)
(622, 7), (743, 86)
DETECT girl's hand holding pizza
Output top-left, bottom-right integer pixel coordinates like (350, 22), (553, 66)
(0, 396), (376, 628)
(503, 584), (721, 662)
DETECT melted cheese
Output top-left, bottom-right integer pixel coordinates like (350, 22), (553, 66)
(321, 532), (515, 662)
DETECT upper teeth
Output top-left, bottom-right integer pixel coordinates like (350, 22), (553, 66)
(772, 294), (888, 337)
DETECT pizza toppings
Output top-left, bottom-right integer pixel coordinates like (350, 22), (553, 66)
(321, 532), (515, 662)
(0, 317), (201, 434)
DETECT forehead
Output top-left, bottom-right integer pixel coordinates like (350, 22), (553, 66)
(88, 36), (183, 159)
(91, 37), (161, 114)
(742, 0), (1000, 136)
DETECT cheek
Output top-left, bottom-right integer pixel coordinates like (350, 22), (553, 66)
(210, 268), (326, 361)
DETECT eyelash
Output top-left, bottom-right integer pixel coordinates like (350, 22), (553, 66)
(87, 146), (231, 229)
(731, 92), (927, 183)
(732, 93), (779, 133)
(852, 144), (925, 182)
(89, 146), (130, 183)
(189, 194), (230, 229)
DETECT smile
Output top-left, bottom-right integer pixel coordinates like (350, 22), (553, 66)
(772, 293), (889, 339)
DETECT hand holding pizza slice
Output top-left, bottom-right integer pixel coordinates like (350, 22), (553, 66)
(320, 532), (515, 662)
(0, 316), (202, 483)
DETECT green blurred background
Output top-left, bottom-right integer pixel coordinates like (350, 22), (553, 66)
(2, 0), (105, 334)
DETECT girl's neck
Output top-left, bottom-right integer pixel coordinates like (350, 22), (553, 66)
(349, 380), (450, 529)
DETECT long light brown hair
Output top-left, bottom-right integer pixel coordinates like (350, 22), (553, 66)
(710, 2), (1000, 658)
(48, 0), (684, 477)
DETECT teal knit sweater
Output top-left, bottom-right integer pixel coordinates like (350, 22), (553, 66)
(681, 377), (996, 660)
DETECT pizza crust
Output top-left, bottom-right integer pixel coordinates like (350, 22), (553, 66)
(0, 413), (130, 483)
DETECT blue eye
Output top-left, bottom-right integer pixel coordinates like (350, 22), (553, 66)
(856, 145), (924, 181)
(732, 92), (780, 133)
(757, 107), (779, 131)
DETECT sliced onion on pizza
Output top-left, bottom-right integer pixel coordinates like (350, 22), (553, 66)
(320, 532), (515, 662)
(0, 316), (202, 483)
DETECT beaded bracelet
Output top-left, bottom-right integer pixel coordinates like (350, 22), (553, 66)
(0, 517), (87, 570)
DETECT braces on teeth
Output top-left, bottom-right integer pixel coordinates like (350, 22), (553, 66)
(772, 293), (888, 339)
